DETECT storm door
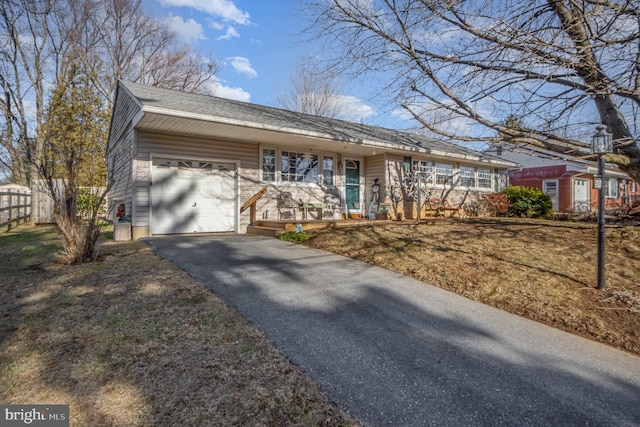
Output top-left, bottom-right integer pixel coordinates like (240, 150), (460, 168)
(345, 159), (362, 212)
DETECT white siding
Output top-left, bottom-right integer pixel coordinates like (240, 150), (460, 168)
(109, 89), (140, 146)
(365, 155), (386, 204)
(135, 131), (259, 231)
(107, 88), (141, 222)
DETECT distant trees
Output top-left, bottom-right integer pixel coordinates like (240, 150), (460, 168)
(275, 62), (375, 123)
(0, 0), (219, 263)
(83, 0), (218, 109)
(275, 63), (347, 118)
(307, 0), (640, 181)
(0, 0), (218, 188)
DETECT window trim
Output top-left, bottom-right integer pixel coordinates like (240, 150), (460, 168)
(459, 165), (476, 188)
(435, 162), (455, 186)
(261, 147), (277, 182)
(321, 154), (335, 186)
(412, 160), (434, 185)
(604, 177), (618, 199)
(411, 157), (496, 191)
(477, 168), (493, 190)
(261, 146), (336, 187)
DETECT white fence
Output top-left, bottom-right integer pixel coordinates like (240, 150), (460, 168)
(32, 180), (60, 224)
(31, 181), (108, 224)
(0, 189), (31, 231)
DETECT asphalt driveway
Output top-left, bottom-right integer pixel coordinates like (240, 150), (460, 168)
(144, 234), (640, 426)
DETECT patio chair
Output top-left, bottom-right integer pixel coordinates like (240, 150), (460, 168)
(277, 192), (297, 220)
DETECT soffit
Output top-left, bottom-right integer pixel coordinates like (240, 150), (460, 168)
(136, 112), (515, 166)
(137, 112), (407, 158)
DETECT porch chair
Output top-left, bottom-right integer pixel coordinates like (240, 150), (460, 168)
(277, 192), (297, 220)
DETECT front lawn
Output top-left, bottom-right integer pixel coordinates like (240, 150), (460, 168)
(0, 225), (355, 426)
(305, 218), (640, 356)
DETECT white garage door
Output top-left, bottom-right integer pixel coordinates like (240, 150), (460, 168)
(151, 159), (237, 234)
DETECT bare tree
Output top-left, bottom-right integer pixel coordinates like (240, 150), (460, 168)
(0, 0), (219, 263)
(0, 0), (59, 186)
(307, 0), (640, 180)
(86, 0), (218, 108)
(275, 62), (366, 120)
(0, 0), (218, 185)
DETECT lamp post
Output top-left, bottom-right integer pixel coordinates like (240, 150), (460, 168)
(591, 125), (612, 290)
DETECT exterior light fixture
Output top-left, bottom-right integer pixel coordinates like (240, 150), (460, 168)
(591, 125), (612, 290)
(591, 124), (613, 154)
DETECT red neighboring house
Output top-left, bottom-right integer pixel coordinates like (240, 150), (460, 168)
(487, 144), (640, 213)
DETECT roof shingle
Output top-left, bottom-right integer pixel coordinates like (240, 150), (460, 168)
(120, 80), (510, 164)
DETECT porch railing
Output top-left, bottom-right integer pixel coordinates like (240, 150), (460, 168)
(241, 186), (268, 225)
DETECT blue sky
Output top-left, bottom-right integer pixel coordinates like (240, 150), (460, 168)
(144, 0), (404, 128)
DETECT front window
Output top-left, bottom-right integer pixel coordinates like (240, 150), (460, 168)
(460, 166), (476, 187)
(435, 163), (454, 186)
(281, 151), (318, 183)
(604, 178), (618, 198)
(322, 155), (334, 186)
(262, 148), (276, 181)
(262, 147), (336, 186)
(478, 168), (492, 189)
(413, 160), (434, 184)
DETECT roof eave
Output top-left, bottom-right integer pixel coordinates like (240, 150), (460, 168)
(141, 105), (517, 168)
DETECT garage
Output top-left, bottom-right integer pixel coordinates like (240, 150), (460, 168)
(150, 158), (238, 234)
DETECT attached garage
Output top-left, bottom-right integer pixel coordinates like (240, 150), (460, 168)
(150, 158), (238, 235)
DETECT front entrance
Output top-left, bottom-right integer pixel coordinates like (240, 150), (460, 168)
(344, 159), (363, 217)
(543, 180), (559, 212)
(573, 178), (590, 212)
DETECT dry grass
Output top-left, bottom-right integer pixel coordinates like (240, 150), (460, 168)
(305, 218), (640, 356)
(0, 225), (356, 426)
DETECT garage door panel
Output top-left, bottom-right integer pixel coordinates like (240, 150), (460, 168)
(151, 159), (237, 235)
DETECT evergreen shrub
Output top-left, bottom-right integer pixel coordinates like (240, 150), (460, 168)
(501, 186), (553, 218)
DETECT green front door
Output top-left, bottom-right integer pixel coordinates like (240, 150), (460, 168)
(345, 160), (360, 210)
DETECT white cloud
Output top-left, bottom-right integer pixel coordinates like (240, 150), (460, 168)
(333, 95), (376, 122)
(159, 0), (250, 25)
(391, 107), (414, 121)
(227, 56), (257, 78)
(199, 77), (251, 102)
(209, 80), (251, 102)
(217, 25), (240, 40)
(164, 15), (206, 42)
(208, 20), (224, 30)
